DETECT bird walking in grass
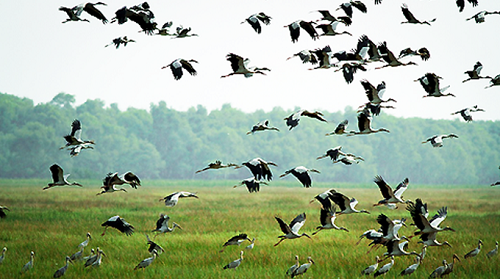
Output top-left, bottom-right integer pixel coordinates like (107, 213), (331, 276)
(162, 59), (198, 80)
(286, 255), (300, 277)
(0, 206), (9, 218)
(101, 215), (134, 236)
(20, 251), (34, 274)
(53, 256), (72, 278)
(134, 251), (158, 270)
(429, 259), (448, 278)
(70, 247), (84, 262)
(274, 213), (311, 246)
(291, 256), (314, 278)
(84, 248), (103, 267)
(44, 164), (82, 190)
(160, 191), (199, 207)
(441, 254), (461, 277)
(279, 166), (320, 188)
(373, 256), (393, 277)
(78, 232), (92, 249)
(220, 234), (251, 252)
(0, 247), (6, 264)
(487, 241), (498, 258)
(361, 256), (379, 275)
(241, 12), (271, 34)
(223, 251), (244, 270)
(422, 134), (458, 148)
(464, 239), (483, 259)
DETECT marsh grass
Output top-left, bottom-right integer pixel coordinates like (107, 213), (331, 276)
(0, 180), (499, 278)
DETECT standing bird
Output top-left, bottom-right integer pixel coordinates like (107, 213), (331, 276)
(373, 175), (410, 208)
(78, 232), (92, 249)
(241, 158), (277, 181)
(223, 251), (244, 270)
(196, 161), (238, 173)
(53, 256), (72, 278)
(44, 164), (82, 190)
(74, 2), (108, 24)
(398, 47), (430, 61)
(376, 41), (418, 70)
(361, 256), (379, 275)
(466, 10), (500, 23)
(69, 247), (84, 262)
(221, 53), (270, 78)
(401, 4), (436, 25)
(20, 251), (34, 274)
(451, 105), (484, 122)
(441, 254), (461, 277)
(456, 0), (478, 12)
(246, 120), (279, 134)
(415, 73), (455, 98)
(233, 177), (267, 193)
(326, 120), (349, 136)
(373, 256), (394, 277)
(220, 234), (251, 252)
(0, 247), (7, 264)
(280, 166), (320, 188)
(429, 259), (448, 278)
(0, 206), (9, 218)
(400, 254), (421, 276)
(347, 109), (390, 136)
(487, 241), (499, 258)
(134, 251), (158, 270)
(337, 1), (368, 18)
(421, 134), (459, 148)
(162, 59), (198, 80)
(464, 239), (483, 259)
(105, 36), (135, 48)
(59, 119), (95, 149)
(152, 213), (182, 234)
(463, 62), (491, 82)
(312, 205), (349, 235)
(485, 74), (500, 89)
(285, 20), (319, 43)
(159, 191), (199, 207)
(360, 80), (396, 105)
(291, 256), (314, 278)
(274, 213), (311, 246)
(241, 12), (271, 34)
(329, 191), (370, 215)
(84, 247), (103, 267)
(286, 255), (300, 277)
(101, 215), (134, 236)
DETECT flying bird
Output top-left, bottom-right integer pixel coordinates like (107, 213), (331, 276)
(329, 191), (370, 215)
(233, 177), (268, 193)
(246, 120), (279, 135)
(376, 41), (418, 70)
(451, 105), (484, 122)
(241, 12), (271, 33)
(360, 79), (396, 105)
(160, 191), (199, 207)
(347, 109), (390, 136)
(220, 234), (251, 252)
(241, 158), (277, 181)
(279, 166), (320, 188)
(152, 213), (182, 234)
(162, 59), (198, 80)
(317, 146), (346, 162)
(401, 4), (436, 25)
(456, 0), (478, 12)
(326, 120), (349, 136)
(421, 134), (458, 148)
(312, 205), (349, 235)
(274, 213), (311, 246)
(59, 6), (90, 23)
(315, 21), (352, 37)
(485, 74), (500, 89)
(105, 36), (135, 48)
(398, 47), (430, 61)
(407, 202), (455, 239)
(466, 10), (500, 23)
(44, 164), (82, 190)
(286, 49), (318, 65)
(60, 119), (95, 149)
(74, 2), (108, 24)
(337, 1), (368, 18)
(373, 175), (410, 208)
(68, 143), (94, 157)
(101, 215), (134, 236)
(314, 10), (352, 25)
(284, 109), (328, 130)
(463, 61), (491, 82)
(221, 53), (270, 78)
(172, 26), (199, 38)
(195, 161), (238, 173)
(415, 73), (455, 98)
(284, 20), (319, 43)
(335, 62), (367, 84)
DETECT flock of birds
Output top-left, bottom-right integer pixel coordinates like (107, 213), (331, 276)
(1, 0), (500, 277)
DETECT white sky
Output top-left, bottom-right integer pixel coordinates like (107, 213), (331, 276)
(1, 0), (500, 121)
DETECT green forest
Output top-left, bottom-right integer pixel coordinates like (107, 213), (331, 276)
(0, 92), (499, 185)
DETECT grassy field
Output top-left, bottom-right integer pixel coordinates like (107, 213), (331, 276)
(0, 179), (499, 278)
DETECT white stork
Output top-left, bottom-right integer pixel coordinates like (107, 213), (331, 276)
(101, 215), (134, 236)
(59, 6), (90, 23)
(291, 256), (314, 278)
(159, 191), (199, 207)
(59, 119), (95, 149)
(241, 12), (271, 34)
(134, 251), (158, 270)
(315, 21), (352, 37)
(20, 251), (34, 274)
(317, 146), (346, 162)
(53, 256), (72, 278)
(314, 10), (352, 25)
(373, 175), (410, 207)
(280, 166), (320, 188)
(223, 251), (244, 270)
(274, 213), (311, 246)
(466, 10), (500, 23)
(152, 213), (182, 234)
(68, 143), (93, 157)
(221, 53), (270, 78)
(401, 4), (436, 25)
(376, 41), (417, 70)
(415, 73), (455, 98)
(398, 47), (430, 61)
(286, 49), (318, 65)
(463, 62), (490, 82)
(284, 109), (328, 130)
(422, 134), (458, 148)
(220, 234), (251, 252)
(337, 1), (368, 18)
(44, 164), (82, 190)
(233, 177), (268, 193)
(73, 2), (108, 24)
(360, 79), (396, 105)
(161, 59), (198, 80)
(464, 239), (483, 259)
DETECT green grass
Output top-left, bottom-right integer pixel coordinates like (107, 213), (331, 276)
(0, 180), (499, 278)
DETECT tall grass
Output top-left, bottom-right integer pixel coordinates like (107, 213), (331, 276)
(0, 180), (499, 278)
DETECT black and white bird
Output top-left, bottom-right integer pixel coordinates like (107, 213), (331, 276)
(172, 26), (198, 38)
(221, 53), (270, 78)
(274, 213), (311, 246)
(398, 47), (430, 61)
(284, 109), (328, 130)
(326, 120), (349, 136)
(361, 256), (380, 275)
(421, 134), (459, 148)
(241, 12), (271, 33)
(146, 234), (165, 255)
(456, 0), (478, 12)
(223, 251), (244, 270)
(74, 2), (108, 24)
(53, 256), (72, 278)
(160, 191), (198, 207)
(463, 62), (491, 82)
(376, 41), (418, 70)
(284, 20), (319, 43)
(485, 74), (500, 89)
(97, 172), (141, 195)
(312, 205), (349, 235)
(134, 251), (158, 270)
(44, 164), (82, 190)
(241, 158), (277, 181)
(401, 4), (436, 25)
(0, 206), (9, 219)
(315, 10), (352, 25)
(335, 62), (367, 84)
(333, 154), (365, 165)
(286, 49), (318, 65)
(162, 59), (198, 80)
(347, 109), (390, 136)
(280, 166), (320, 188)
(360, 79), (396, 105)
(373, 175), (410, 208)
(101, 215), (134, 236)
(451, 105), (484, 122)
(329, 191), (370, 215)
(407, 203), (455, 238)
(464, 239), (483, 259)
(152, 213), (182, 234)
(20, 251), (35, 274)
(317, 146), (346, 162)
(246, 120), (279, 135)
(112, 5), (157, 35)
(415, 73), (455, 98)
(0, 247), (7, 264)
(337, 1), (368, 18)
(68, 143), (94, 157)
(60, 119), (95, 150)
(315, 21), (352, 37)
(59, 6), (89, 23)
(373, 256), (394, 277)
(220, 234), (251, 252)
(291, 256), (314, 278)
(195, 161), (238, 173)
(466, 10), (500, 23)
(233, 177), (268, 193)
(382, 239), (421, 260)
(105, 36), (135, 49)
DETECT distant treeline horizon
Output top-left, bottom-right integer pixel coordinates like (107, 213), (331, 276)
(1, 92), (499, 185)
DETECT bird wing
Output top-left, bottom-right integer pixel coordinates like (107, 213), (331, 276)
(374, 175), (393, 199)
(50, 164), (64, 183)
(256, 12), (271, 25)
(84, 3), (108, 23)
(406, 202), (430, 231)
(156, 214), (169, 230)
(118, 217), (135, 235)
(300, 110), (327, 122)
(429, 207), (448, 228)
(361, 80), (377, 102)
(329, 192), (349, 211)
(246, 15), (262, 33)
(288, 22), (300, 43)
(227, 53), (245, 73)
(275, 216), (291, 234)
(393, 178), (409, 198)
(181, 60), (198, 76)
(376, 214), (393, 237)
(401, 4), (418, 22)
(224, 233), (248, 245)
(289, 213), (306, 234)
(352, 1), (368, 13)
(71, 119), (82, 139)
(299, 21), (318, 40)
(357, 110), (371, 132)
(123, 172), (140, 187)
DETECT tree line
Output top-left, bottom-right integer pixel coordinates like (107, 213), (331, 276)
(0, 92), (499, 185)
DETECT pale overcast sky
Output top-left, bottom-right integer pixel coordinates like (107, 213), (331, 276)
(1, 0), (499, 121)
